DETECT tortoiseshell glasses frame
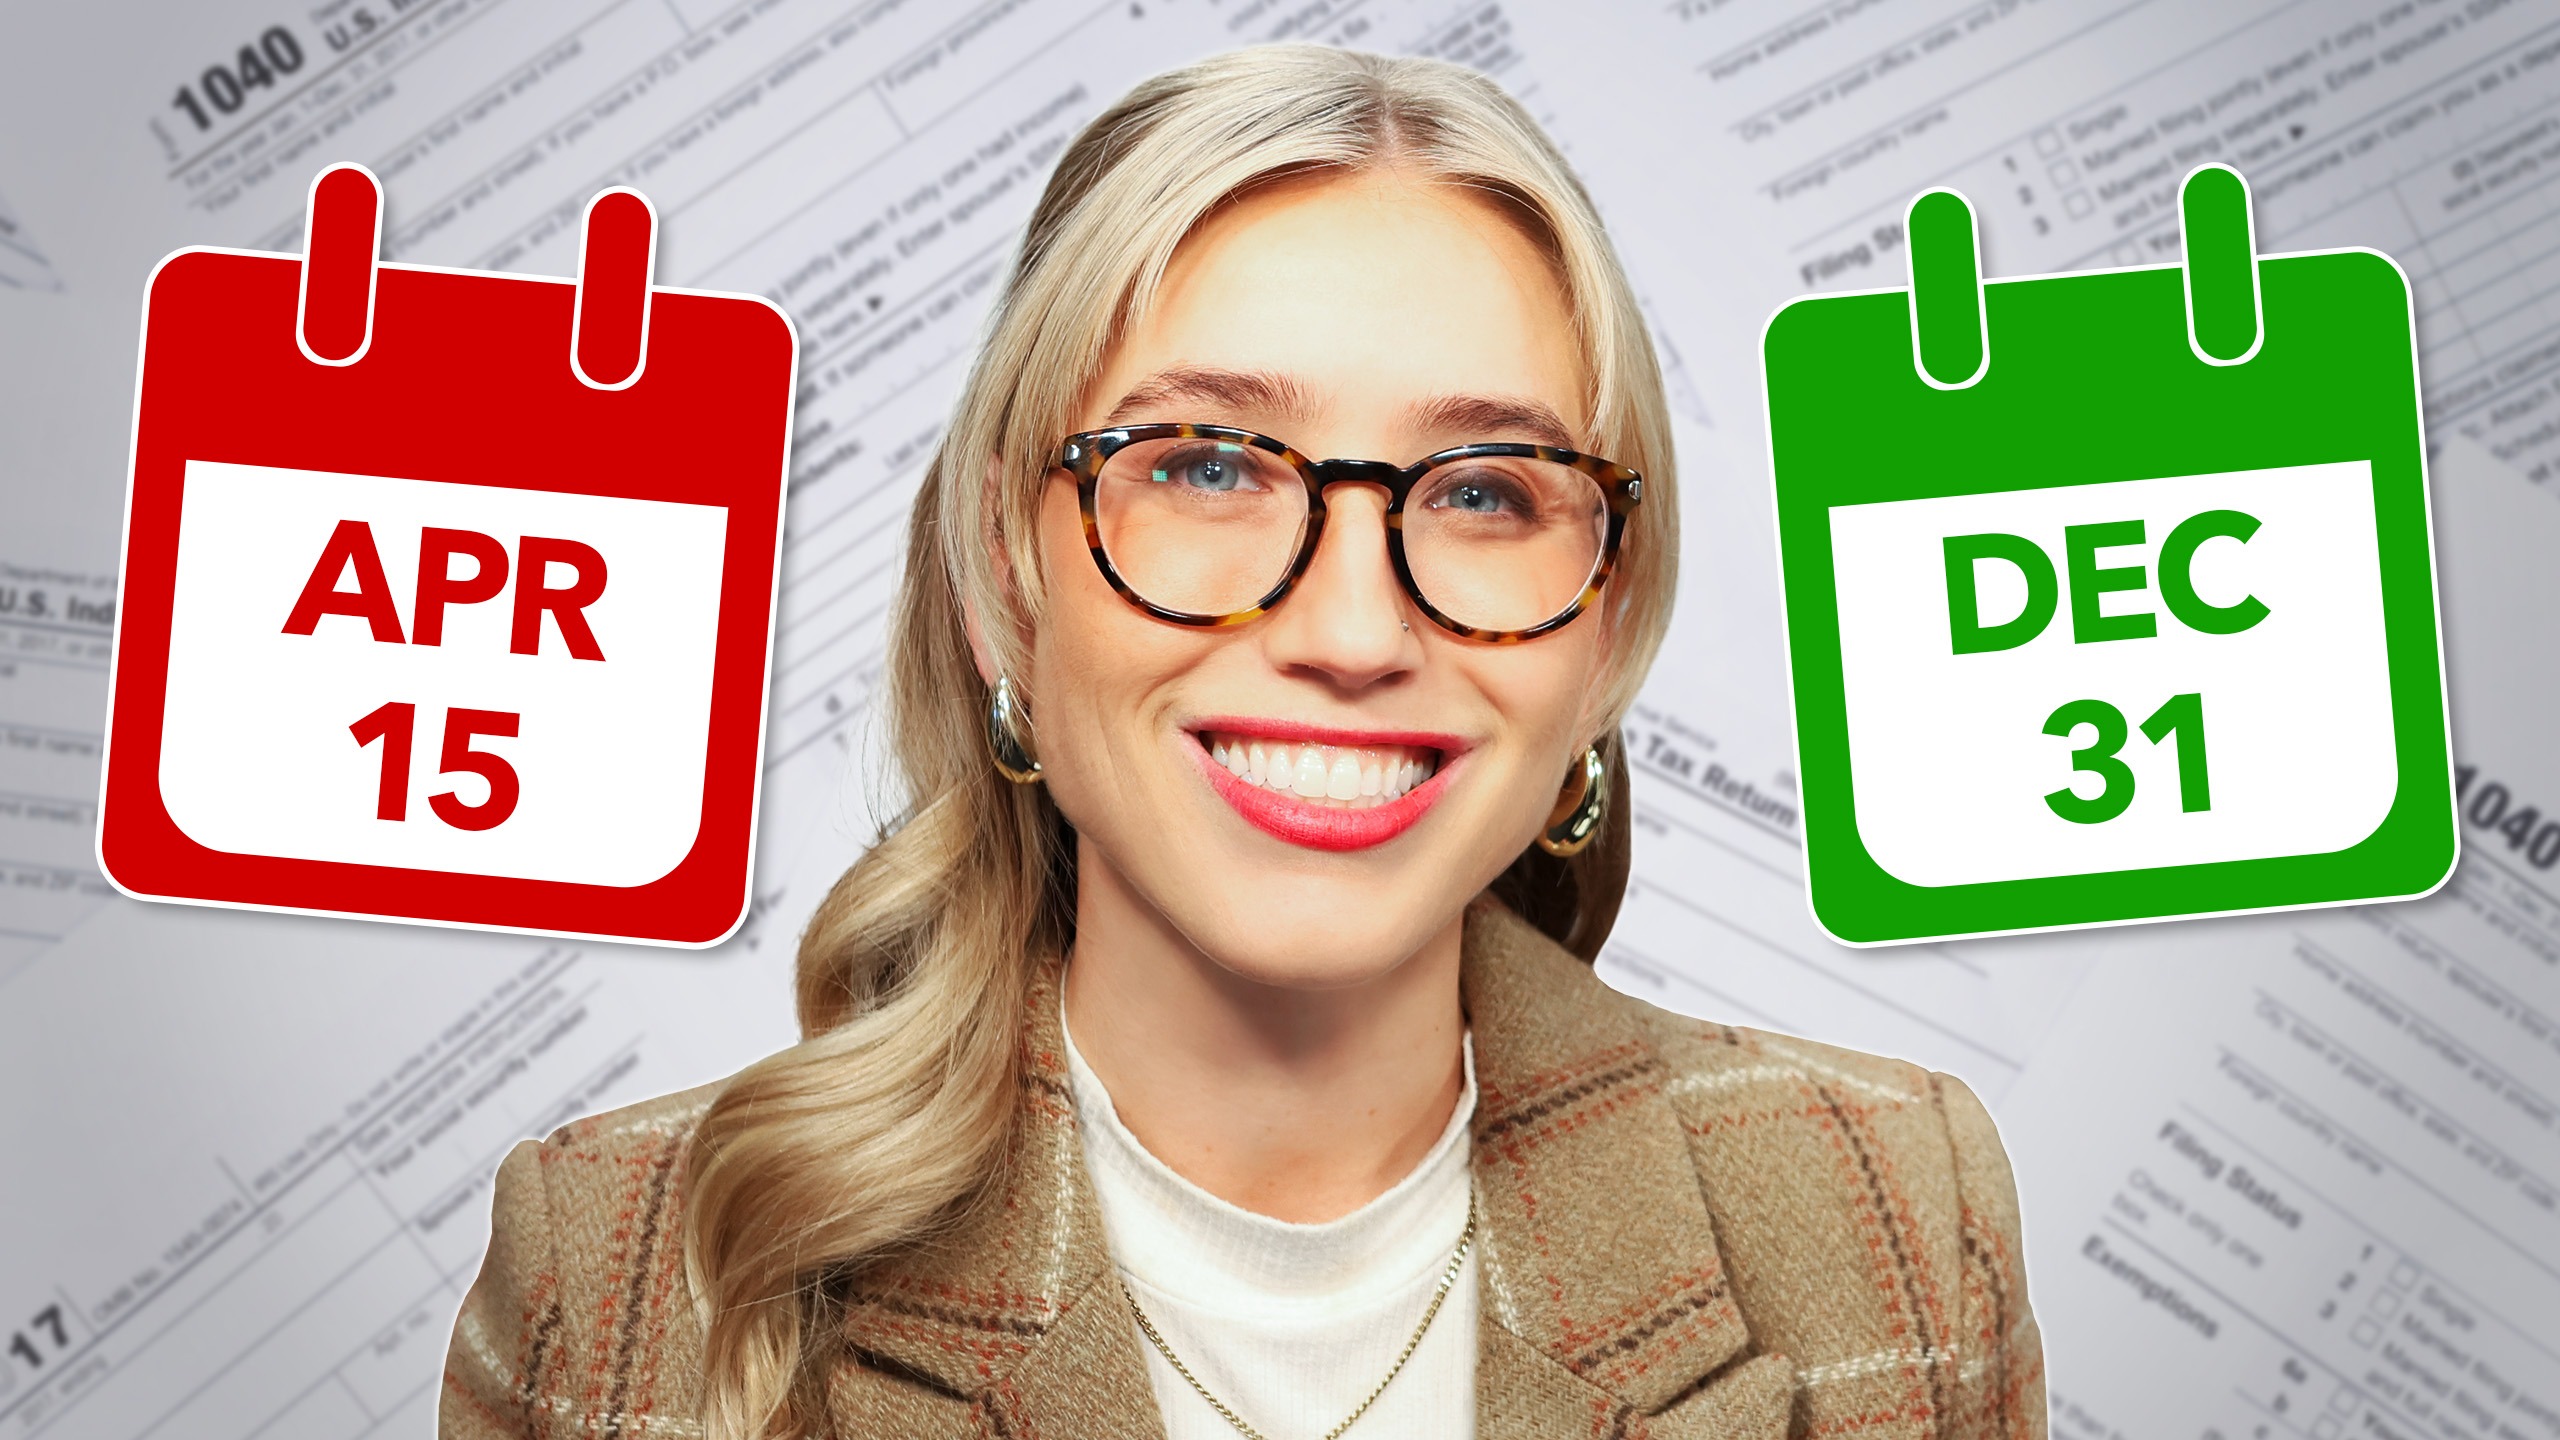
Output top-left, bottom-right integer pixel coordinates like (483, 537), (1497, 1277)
(1055, 423), (1642, 643)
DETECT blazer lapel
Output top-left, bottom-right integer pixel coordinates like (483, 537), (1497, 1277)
(828, 959), (1167, 1440)
(1462, 899), (1772, 1436)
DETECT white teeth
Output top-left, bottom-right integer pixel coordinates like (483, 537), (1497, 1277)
(1207, 732), (1440, 806)
(1293, 748), (1328, 797)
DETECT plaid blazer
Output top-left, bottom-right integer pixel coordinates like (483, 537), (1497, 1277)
(441, 898), (2044, 1439)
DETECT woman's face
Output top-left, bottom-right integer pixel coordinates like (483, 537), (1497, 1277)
(1026, 168), (1610, 989)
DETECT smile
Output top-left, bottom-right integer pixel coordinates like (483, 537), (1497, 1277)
(1187, 722), (1458, 851)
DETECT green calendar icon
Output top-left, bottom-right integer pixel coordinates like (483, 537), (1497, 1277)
(1764, 165), (2456, 946)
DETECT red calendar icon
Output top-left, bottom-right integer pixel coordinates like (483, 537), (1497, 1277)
(99, 164), (796, 946)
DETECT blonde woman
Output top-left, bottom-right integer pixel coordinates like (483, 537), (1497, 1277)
(440, 45), (2043, 1440)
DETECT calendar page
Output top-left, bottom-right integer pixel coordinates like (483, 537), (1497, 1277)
(161, 462), (728, 886)
(1831, 460), (2396, 887)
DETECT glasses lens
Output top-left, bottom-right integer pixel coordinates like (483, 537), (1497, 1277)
(1092, 435), (1308, 617)
(1403, 456), (1609, 633)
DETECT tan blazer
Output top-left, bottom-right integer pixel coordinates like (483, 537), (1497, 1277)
(440, 898), (2044, 1438)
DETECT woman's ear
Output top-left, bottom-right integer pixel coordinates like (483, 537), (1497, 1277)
(1567, 605), (1622, 753)
(962, 589), (1000, 687)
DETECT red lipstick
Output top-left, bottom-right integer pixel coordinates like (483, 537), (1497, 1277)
(1187, 728), (1458, 851)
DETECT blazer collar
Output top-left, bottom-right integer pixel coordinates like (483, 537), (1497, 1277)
(1459, 897), (1755, 1423)
(830, 955), (1160, 1435)
(830, 898), (1751, 1437)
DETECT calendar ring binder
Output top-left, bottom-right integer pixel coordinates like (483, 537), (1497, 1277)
(1905, 167), (2272, 386)
(288, 167), (662, 391)
(2181, 164), (2266, 367)
(1905, 187), (1988, 391)
(294, 163), (381, 368)
(571, 189), (658, 392)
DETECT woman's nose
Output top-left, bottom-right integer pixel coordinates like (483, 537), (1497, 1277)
(1257, 483), (1419, 690)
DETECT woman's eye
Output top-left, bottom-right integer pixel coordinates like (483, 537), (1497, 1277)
(1153, 445), (1261, 493)
(1426, 470), (1529, 517)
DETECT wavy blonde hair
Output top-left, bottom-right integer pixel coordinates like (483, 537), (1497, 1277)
(681, 44), (1680, 1438)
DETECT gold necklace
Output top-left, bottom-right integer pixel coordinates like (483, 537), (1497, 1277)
(1117, 1193), (1478, 1440)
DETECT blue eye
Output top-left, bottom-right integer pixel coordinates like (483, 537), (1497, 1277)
(1153, 443), (1260, 493)
(1425, 468), (1530, 518)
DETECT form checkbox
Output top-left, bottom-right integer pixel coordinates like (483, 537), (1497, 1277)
(2390, 1260), (2420, 1289)
(2371, 1289), (2400, 1317)
(2065, 191), (2094, 220)
(2329, 1385), (2356, 1414)
(2048, 159), (2081, 186)
(2314, 1417), (2342, 1439)
(2352, 1319), (2382, 1348)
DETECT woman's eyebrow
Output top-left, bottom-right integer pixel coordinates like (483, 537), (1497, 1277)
(1406, 393), (1577, 448)
(1101, 366), (1315, 426)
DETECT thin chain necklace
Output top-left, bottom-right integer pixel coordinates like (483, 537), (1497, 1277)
(1117, 1193), (1479, 1440)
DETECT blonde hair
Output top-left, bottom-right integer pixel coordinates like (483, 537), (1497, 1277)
(681, 44), (1680, 1437)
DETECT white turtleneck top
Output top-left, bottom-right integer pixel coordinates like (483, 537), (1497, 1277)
(1060, 1009), (1479, 1439)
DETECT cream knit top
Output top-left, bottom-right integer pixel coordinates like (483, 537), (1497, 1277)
(1061, 1010), (1480, 1439)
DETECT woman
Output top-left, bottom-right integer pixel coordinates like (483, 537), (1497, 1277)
(441, 45), (2043, 1440)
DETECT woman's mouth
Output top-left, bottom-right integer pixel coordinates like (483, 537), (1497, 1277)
(1203, 733), (1439, 807)
(1187, 724), (1457, 851)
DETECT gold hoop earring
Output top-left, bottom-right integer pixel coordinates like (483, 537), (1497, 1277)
(987, 674), (1043, 783)
(1537, 745), (1608, 856)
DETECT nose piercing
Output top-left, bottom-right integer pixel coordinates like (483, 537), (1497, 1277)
(1401, 620), (1412, 632)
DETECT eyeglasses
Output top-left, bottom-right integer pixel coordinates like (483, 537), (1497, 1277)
(1056, 424), (1641, 642)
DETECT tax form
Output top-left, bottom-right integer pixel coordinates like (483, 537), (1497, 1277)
(2003, 436), (2560, 1440)
(1516, 0), (2560, 483)
(0, 559), (116, 989)
(0, 191), (61, 292)
(0, 1), (2553, 1438)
